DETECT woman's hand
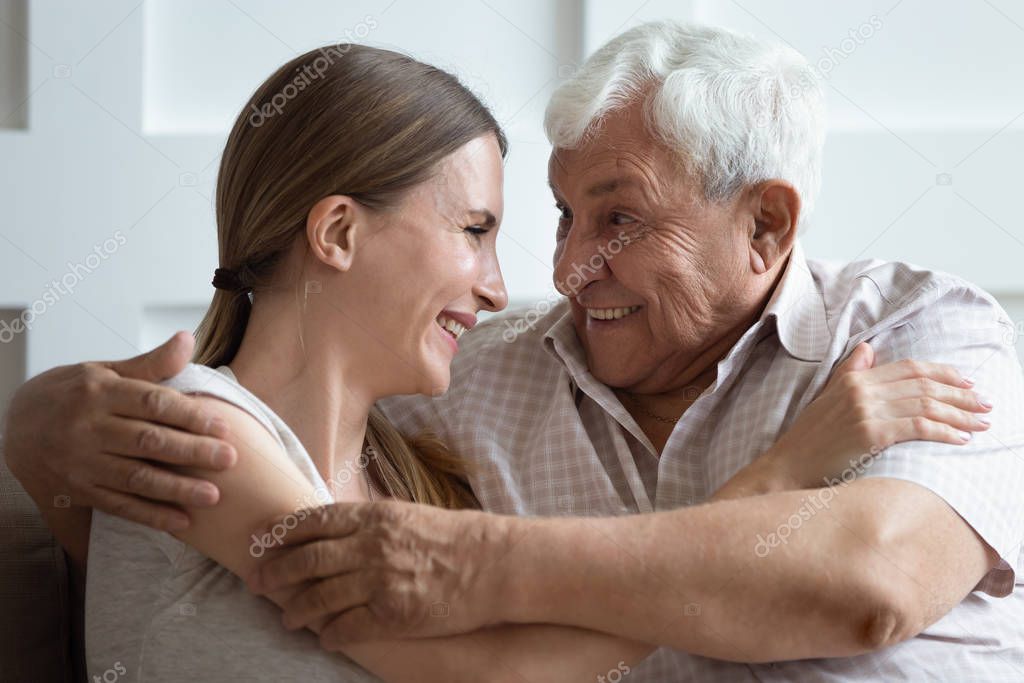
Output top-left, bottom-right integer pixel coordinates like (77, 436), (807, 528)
(2, 333), (237, 539)
(715, 342), (991, 499)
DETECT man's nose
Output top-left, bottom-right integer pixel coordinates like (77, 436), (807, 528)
(553, 225), (611, 297)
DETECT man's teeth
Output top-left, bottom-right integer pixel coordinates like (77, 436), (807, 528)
(437, 315), (467, 339)
(586, 305), (642, 321)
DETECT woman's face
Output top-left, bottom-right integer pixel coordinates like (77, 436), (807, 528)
(336, 134), (507, 398)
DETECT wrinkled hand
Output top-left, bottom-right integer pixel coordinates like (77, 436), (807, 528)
(722, 342), (991, 497)
(2, 332), (236, 530)
(246, 501), (509, 648)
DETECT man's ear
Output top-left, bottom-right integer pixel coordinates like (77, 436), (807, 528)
(747, 181), (800, 275)
(306, 195), (361, 272)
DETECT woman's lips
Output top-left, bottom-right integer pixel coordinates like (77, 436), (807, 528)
(435, 318), (460, 354)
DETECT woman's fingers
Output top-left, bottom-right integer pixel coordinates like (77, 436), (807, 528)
(858, 358), (972, 388)
(832, 342), (876, 379)
(95, 415), (236, 470)
(280, 571), (373, 631)
(875, 416), (976, 448)
(91, 485), (192, 532)
(881, 397), (990, 433)
(872, 378), (991, 413)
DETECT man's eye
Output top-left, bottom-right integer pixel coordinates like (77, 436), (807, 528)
(464, 225), (488, 236)
(610, 212), (636, 225)
(555, 203), (572, 221)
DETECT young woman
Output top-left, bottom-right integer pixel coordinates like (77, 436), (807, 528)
(7, 45), (990, 682)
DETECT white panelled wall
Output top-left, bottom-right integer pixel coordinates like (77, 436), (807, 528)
(2, 0), (1024, 414)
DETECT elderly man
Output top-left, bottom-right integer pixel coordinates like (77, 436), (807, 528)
(6, 21), (1024, 680)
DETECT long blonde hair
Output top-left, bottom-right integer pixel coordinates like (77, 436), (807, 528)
(194, 45), (507, 510)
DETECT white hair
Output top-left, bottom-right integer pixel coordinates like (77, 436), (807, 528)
(545, 20), (826, 222)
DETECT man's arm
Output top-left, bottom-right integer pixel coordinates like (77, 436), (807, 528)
(496, 477), (995, 661)
(257, 477), (993, 663)
(2, 333), (236, 571)
(175, 394), (654, 683)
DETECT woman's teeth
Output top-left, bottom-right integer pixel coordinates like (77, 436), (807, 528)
(437, 315), (467, 339)
(586, 305), (642, 321)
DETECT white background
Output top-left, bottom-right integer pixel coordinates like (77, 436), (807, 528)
(2, 0), (1024, 412)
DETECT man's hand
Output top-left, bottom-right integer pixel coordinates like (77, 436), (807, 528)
(3, 332), (237, 533)
(246, 501), (510, 648)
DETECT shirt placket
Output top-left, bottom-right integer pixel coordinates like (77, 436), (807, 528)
(655, 323), (776, 511)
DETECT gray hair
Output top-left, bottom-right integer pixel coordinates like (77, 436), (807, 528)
(545, 20), (826, 222)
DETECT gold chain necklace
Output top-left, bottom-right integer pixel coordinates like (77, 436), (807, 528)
(624, 392), (681, 424)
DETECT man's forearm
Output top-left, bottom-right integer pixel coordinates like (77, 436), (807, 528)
(488, 479), (989, 662)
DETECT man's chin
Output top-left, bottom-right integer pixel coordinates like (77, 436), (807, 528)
(583, 349), (642, 390)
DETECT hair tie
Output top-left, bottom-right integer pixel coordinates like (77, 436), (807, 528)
(211, 267), (251, 293)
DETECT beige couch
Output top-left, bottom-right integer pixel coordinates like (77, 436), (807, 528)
(0, 452), (83, 681)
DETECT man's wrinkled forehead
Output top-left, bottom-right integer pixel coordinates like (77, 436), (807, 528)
(547, 141), (661, 201)
(549, 123), (663, 192)
(549, 142), (630, 189)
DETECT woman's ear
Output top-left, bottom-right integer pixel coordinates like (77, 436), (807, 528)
(747, 181), (801, 275)
(306, 195), (361, 272)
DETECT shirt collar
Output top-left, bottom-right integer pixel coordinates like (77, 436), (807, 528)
(542, 300), (587, 381)
(542, 240), (830, 372)
(758, 241), (830, 362)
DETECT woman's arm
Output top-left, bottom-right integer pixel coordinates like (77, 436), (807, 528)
(173, 394), (653, 683)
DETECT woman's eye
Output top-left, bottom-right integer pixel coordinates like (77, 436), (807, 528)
(610, 212), (636, 225)
(464, 225), (488, 236)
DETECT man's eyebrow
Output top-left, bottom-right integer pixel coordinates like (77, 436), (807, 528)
(585, 177), (635, 197)
(546, 177), (636, 200)
(468, 209), (497, 227)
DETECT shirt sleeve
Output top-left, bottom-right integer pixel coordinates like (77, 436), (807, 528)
(856, 283), (1024, 597)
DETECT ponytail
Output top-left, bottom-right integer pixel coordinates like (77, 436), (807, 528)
(194, 289), (252, 368)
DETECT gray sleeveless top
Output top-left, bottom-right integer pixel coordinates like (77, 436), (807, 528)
(85, 364), (381, 682)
